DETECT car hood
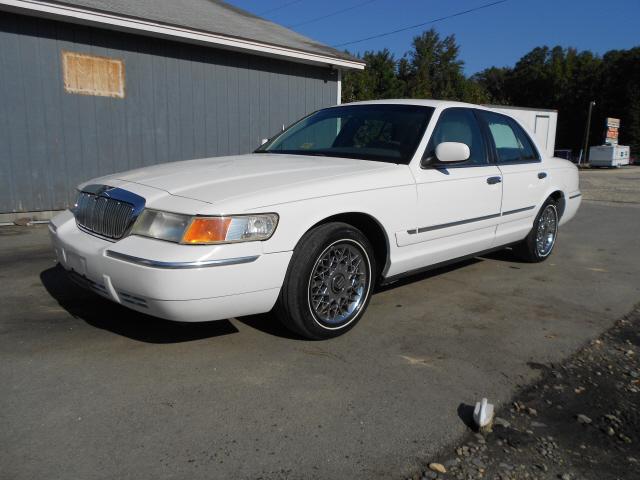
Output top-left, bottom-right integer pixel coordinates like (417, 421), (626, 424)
(87, 154), (412, 212)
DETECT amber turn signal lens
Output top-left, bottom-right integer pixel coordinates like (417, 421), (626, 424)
(182, 217), (232, 244)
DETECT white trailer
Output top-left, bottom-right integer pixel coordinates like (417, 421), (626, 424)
(486, 105), (558, 158)
(589, 144), (631, 168)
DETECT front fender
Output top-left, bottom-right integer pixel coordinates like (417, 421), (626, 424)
(256, 184), (416, 256)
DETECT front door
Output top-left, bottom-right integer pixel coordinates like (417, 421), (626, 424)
(400, 108), (503, 270)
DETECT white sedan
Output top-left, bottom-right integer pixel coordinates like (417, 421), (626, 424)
(49, 100), (581, 339)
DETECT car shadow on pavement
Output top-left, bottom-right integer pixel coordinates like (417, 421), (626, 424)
(478, 247), (528, 264)
(375, 247), (525, 293)
(375, 258), (482, 293)
(40, 265), (239, 343)
(39, 248), (524, 343)
(236, 313), (304, 340)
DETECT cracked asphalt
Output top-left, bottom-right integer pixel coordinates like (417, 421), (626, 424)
(1, 168), (639, 479)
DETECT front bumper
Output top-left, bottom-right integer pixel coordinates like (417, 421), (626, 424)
(49, 210), (292, 322)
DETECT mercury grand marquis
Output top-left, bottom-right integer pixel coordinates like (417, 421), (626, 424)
(49, 100), (581, 339)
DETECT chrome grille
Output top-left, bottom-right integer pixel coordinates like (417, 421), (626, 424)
(75, 191), (135, 240)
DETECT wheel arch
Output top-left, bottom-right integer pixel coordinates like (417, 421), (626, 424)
(301, 212), (391, 281)
(548, 190), (566, 219)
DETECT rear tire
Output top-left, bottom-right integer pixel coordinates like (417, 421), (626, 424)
(275, 222), (376, 340)
(513, 198), (559, 263)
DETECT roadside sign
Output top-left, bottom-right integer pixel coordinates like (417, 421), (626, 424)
(604, 117), (620, 145)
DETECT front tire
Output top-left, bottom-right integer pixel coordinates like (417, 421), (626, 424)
(275, 222), (376, 340)
(513, 198), (559, 262)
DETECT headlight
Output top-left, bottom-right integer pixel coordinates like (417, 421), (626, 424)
(131, 210), (278, 245)
(131, 210), (191, 243)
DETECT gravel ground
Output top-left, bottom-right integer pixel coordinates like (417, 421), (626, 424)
(579, 166), (640, 204)
(413, 304), (640, 480)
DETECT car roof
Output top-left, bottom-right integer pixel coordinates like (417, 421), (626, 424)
(336, 99), (495, 111)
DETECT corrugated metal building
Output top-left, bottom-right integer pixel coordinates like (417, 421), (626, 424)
(0, 0), (364, 219)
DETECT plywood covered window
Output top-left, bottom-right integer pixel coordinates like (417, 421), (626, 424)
(62, 51), (125, 98)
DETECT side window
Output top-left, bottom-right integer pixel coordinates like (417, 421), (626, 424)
(424, 108), (487, 166)
(509, 119), (540, 161)
(481, 112), (540, 163)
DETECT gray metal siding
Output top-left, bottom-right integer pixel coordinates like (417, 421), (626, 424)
(0, 12), (338, 213)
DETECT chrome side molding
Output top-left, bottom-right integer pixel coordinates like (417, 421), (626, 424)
(407, 205), (537, 234)
(502, 205), (536, 216)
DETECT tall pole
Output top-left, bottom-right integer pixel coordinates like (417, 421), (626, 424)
(580, 100), (596, 166)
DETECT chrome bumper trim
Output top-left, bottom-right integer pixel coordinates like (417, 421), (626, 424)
(105, 251), (260, 269)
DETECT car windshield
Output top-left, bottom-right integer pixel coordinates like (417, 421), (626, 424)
(255, 104), (435, 164)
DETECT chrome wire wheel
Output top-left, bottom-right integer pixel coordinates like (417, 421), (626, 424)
(535, 204), (558, 257)
(307, 239), (371, 329)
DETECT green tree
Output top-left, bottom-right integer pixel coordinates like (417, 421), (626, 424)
(559, 49), (601, 150)
(505, 46), (556, 108)
(624, 83), (640, 154)
(471, 66), (512, 104)
(598, 48), (640, 153)
(396, 57), (412, 98)
(458, 79), (489, 104)
(341, 49), (403, 102)
(405, 29), (440, 98)
(340, 31), (640, 155)
(404, 29), (486, 103)
(341, 28), (489, 104)
(405, 29), (468, 100)
(494, 45), (604, 150)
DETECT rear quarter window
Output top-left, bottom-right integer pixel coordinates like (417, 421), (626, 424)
(481, 111), (540, 164)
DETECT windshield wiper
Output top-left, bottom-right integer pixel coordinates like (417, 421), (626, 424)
(254, 150), (328, 157)
(295, 152), (328, 157)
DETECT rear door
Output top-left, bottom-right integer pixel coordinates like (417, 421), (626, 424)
(478, 110), (548, 246)
(401, 107), (503, 269)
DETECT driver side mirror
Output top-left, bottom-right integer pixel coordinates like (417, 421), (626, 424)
(422, 142), (470, 167)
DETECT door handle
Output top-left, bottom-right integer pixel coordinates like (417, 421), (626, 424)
(538, 172), (547, 179)
(486, 176), (502, 185)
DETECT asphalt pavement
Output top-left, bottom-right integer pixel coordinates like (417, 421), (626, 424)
(1, 169), (639, 480)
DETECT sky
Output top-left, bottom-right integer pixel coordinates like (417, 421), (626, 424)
(228, 0), (640, 74)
